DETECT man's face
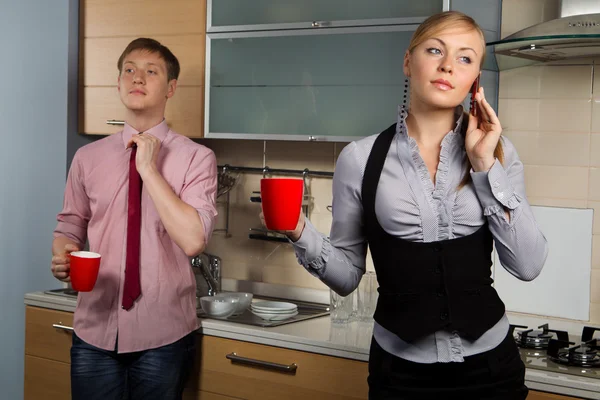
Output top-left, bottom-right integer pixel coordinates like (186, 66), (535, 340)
(117, 49), (176, 113)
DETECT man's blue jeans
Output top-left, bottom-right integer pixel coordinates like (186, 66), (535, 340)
(70, 331), (196, 400)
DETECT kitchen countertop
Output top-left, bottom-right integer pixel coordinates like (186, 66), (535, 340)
(24, 291), (600, 399)
(24, 291), (372, 360)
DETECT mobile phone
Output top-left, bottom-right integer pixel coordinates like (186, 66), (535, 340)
(469, 76), (480, 117)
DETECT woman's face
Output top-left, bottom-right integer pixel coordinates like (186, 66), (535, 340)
(403, 26), (484, 111)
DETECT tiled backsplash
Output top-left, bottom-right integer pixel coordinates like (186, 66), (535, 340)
(198, 0), (599, 321)
(198, 139), (341, 292)
(500, 63), (600, 322)
(499, 0), (600, 322)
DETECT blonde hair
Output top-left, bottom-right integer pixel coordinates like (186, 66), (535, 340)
(407, 11), (503, 189)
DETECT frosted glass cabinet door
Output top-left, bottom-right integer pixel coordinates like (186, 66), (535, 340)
(206, 27), (417, 141)
(208, 0), (446, 31)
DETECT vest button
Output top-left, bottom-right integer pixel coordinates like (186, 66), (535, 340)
(437, 289), (445, 297)
(433, 244), (442, 252)
(440, 311), (448, 320)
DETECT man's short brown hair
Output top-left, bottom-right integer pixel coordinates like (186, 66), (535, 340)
(117, 38), (180, 82)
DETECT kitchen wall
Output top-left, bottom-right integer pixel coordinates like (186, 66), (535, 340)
(58, 1), (599, 322)
(199, 138), (345, 292)
(0, 0), (78, 398)
(201, 0), (600, 323)
(498, 0), (600, 321)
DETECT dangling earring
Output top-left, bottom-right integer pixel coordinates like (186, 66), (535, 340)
(402, 78), (409, 112)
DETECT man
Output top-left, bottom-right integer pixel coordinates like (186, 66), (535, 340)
(51, 38), (217, 400)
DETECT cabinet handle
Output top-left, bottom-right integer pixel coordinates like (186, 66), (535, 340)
(52, 323), (74, 332)
(106, 119), (125, 126)
(226, 352), (297, 373)
(311, 21), (331, 28)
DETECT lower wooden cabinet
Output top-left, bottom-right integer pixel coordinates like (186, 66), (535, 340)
(24, 355), (71, 400)
(194, 335), (369, 400)
(527, 391), (582, 399)
(24, 306), (74, 400)
(23, 306), (586, 400)
(184, 390), (245, 400)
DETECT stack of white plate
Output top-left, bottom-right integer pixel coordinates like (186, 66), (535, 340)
(250, 301), (298, 321)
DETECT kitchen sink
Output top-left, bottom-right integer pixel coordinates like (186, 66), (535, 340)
(44, 288), (78, 298)
(198, 295), (330, 327)
(44, 288), (330, 328)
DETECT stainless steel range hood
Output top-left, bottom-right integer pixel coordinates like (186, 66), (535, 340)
(488, 0), (600, 70)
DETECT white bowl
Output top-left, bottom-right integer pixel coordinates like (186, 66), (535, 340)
(200, 296), (239, 318)
(216, 292), (253, 316)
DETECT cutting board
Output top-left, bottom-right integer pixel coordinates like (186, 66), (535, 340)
(493, 205), (594, 321)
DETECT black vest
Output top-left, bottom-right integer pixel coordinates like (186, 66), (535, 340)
(362, 123), (505, 342)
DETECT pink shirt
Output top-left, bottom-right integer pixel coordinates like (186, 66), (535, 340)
(54, 120), (217, 353)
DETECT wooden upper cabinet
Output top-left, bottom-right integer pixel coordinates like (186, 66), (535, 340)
(79, 0), (206, 137)
(82, 86), (204, 137)
(83, 35), (205, 87)
(82, 0), (206, 37)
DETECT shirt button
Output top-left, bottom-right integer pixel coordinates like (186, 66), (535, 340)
(440, 311), (448, 320)
(497, 192), (504, 200)
(493, 181), (500, 189)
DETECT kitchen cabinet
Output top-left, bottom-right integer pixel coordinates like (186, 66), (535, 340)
(184, 391), (243, 400)
(24, 356), (71, 400)
(23, 306), (368, 399)
(207, 0), (445, 32)
(204, 1), (502, 142)
(206, 26), (415, 142)
(24, 305), (580, 399)
(527, 392), (582, 399)
(206, 31), (499, 141)
(196, 335), (369, 400)
(206, 26), (500, 142)
(79, 0), (206, 137)
(23, 306), (73, 400)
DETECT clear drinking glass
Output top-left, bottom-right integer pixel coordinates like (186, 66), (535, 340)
(330, 288), (354, 324)
(356, 271), (378, 322)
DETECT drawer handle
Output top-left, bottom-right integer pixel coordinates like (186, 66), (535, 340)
(52, 323), (74, 332)
(106, 119), (125, 126)
(226, 352), (297, 374)
(311, 21), (331, 28)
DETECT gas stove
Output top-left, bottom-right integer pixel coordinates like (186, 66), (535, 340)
(511, 324), (600, 380)
(510, 323), (569, 350)
(548, 327), (600, 368)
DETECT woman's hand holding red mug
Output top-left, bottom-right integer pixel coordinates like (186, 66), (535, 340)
(259, 177), (306, 241)
(259, 210), (306, 242)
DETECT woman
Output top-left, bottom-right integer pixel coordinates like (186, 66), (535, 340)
(265, 11), (548, 399)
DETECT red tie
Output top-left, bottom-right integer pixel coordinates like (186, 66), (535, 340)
(122, 143), (142, 310)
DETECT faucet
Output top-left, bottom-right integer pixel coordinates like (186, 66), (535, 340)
(191, 252), (221, 296)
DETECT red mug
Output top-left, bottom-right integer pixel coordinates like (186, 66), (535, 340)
(70, 251), (101, 292)
(260, 178), (304, 231)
